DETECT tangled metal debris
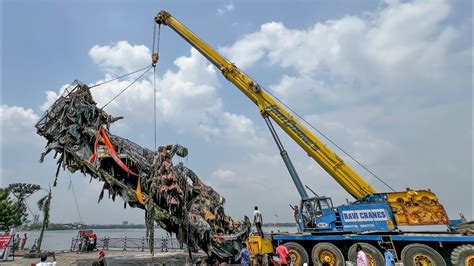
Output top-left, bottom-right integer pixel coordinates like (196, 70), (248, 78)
(35, 81), (250, 261)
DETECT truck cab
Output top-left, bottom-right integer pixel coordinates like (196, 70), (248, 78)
(300, 196), (339, 232)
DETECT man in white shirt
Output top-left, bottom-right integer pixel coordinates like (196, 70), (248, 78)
(253, 206), (264, 237)
(36, 253), (56, 266)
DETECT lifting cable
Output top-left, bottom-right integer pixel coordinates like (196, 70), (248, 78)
(67, 171), (83, 223)
(99, 66), (153, 110)
(90, 66), (151, 89)
(261, 87), (396, 192)
(151, 23), (162, 152)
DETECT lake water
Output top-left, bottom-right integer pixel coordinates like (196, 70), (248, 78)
(16, 226), (295, 251)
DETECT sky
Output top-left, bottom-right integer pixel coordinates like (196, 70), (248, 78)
(1, 0), (472, 226)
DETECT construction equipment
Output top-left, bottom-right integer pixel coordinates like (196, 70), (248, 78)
(154, 10), (474, 265)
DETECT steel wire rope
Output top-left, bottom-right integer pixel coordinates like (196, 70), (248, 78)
(151, 24), (162, 152)
(206, 47), (383, 193)
(67, 171), (83, 223)
(89, 66), (151, 89)
(260, 85), (396, 192)
(207, 50), (394, 192)
(100, 66), (153, 110)
(156, 24), (392, 193)
(24, 201), (38, 222)
(152, 19), (391, 192)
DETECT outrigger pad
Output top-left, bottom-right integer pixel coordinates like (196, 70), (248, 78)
(35, 81), (251, 261)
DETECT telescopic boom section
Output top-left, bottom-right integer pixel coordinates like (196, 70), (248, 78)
(155, 11), (377, 199)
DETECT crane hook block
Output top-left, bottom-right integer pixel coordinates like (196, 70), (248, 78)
(152, 53), (159, 67)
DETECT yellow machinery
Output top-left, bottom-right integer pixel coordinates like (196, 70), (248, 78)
(247, 235), (274, 259)
(153, 10), (449, 226)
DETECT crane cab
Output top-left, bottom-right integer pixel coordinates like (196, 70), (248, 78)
(300, 196), (339, 232)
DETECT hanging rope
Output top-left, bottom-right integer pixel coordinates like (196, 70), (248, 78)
(261, 86), (396, 192)
(90, 66), (151, 89)
(100, 66), (153, 110)
(151, 24), (162, 152)
(67, 171), (83, 223)
(153, 67), (157, 152)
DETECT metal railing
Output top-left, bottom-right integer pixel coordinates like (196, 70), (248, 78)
(70, 237), (185, 252)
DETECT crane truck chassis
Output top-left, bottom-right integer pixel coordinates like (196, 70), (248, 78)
(153, 10), (474, 265)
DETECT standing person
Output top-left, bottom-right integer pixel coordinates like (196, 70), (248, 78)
(14, 234), (20, 251)
(356, 244), (368, 266)
(20, 233), (28, 251)
(275, 243), (289, 266)
(236, 243), (250, 266)
(382, 245), (395, 266)
(253, 206), (264, 237)
(289, 205), (301, 233)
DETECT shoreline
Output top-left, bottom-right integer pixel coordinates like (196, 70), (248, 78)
(2, 250), (206, 265)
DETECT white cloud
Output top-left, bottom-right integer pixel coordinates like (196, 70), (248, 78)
(42, 43), (263, 146)
(220, 0), (468, 108)
(4, 0), (471, 225)
(40, 84), (71, 112)
(89, 41), (150, 73)
(0, 105), (40, 144)
(211, 168), (236, 182)
(218, 0), (472, 218)
(217, 3), (234, 16)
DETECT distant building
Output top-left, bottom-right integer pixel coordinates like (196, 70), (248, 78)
(122, 221), (128, 225)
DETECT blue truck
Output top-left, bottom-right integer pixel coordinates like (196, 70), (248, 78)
(270, 192), (473, 265)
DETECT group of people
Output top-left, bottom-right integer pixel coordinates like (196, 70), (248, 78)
(14, 233), (29, 251)
(77, 233), (97, 253)
(237, 241), (291, 266)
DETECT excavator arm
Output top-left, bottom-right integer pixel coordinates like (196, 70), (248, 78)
(155, 10), (376, 199)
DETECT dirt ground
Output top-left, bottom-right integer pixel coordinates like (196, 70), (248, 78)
(1, 250), (205, 265)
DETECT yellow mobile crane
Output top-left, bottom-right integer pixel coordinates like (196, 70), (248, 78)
(153, 10), (473, 266)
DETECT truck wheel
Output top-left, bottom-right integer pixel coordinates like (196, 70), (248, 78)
(312, 242), (344, 266)
(401, 243), (446, 266)
(451, 244), (474, 266)
(348, 242), (384, 266)
(284, 242), (309, 266)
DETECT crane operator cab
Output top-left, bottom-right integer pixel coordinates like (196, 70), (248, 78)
(300, 196), (339, 232)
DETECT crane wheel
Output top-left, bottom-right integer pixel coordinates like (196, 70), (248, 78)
(348, 242), (384, 266)
(401, 243), (446, 266)
(451, 244), (474, 266)
(312, 242), (344, 266)
(284, 242), (309, 266)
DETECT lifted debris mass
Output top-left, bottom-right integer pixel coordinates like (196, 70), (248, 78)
(35, 80), (250, 261)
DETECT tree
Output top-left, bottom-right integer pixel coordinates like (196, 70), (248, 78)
(0, 187), (27, 231)
(36, 192), (51, 252)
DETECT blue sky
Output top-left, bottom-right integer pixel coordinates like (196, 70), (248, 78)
(1, 0), (472, 225)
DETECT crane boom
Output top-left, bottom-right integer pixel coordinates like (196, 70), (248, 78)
(155, 11), (376, 199)
(154, 11), (452, 228)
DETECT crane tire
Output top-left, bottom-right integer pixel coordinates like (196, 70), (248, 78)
(312, 242), (345, 266)
(451, 244), (474, 266)
(348, 242), (384, 266)
(401, 243), (446, 266)
(284, 242), (309, 266)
